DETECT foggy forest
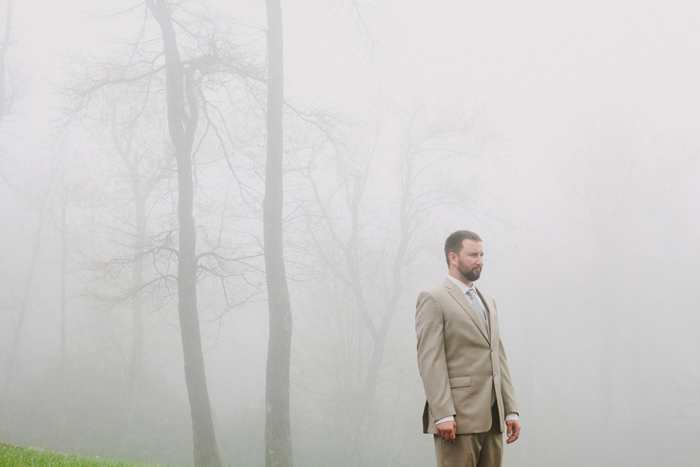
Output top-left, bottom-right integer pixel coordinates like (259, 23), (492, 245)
(1, 0), (700, 466)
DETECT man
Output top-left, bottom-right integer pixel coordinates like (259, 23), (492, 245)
(415, 230), (520, 467)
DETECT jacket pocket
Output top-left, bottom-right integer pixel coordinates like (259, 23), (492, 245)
(449, 376), (471, 388)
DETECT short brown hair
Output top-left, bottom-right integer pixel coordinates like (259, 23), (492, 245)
(444, 230), (482, 267)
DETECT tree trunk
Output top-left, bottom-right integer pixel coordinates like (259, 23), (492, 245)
(263, 1), (294, 466)
(59, 186), (68, 447)
(146, 1), (221, 465)
(125, 183), (146, 433)
(177, 147), (221, 467)
(0, 196), (46, 421)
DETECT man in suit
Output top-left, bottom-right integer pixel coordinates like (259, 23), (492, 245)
(416, 230), (520, 467)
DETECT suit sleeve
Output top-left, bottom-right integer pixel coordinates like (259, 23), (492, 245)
(415, 291), (455, 421)
(494, 300), (519, 415)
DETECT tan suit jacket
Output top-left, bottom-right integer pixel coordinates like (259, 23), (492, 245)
(416, 278), (518, 435)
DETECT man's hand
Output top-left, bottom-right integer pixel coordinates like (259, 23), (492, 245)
(506, 419), (521, 444)
(436, 420), (456, 442)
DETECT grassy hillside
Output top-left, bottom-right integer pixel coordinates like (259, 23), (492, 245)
(0, 443), (178, 467)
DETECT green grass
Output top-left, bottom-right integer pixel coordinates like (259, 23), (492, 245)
(0, 443), (179, 467)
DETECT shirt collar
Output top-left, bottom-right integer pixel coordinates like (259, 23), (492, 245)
(446, 275), (476, 295)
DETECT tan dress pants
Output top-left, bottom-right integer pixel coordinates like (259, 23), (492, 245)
(433, 404), (503, 467)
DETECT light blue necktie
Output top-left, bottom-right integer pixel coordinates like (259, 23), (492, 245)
(466, 288), (488, 322)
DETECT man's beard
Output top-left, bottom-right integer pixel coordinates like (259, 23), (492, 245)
(458, 260), (481, 282)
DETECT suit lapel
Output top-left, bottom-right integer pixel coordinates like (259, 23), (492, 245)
(443, 278), (490, 343)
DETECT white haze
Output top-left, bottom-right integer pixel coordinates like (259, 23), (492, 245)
(1, 1), (700, 466)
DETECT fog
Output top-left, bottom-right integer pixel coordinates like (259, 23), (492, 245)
(1, 1), (699, 466)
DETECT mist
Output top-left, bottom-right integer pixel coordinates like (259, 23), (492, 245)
(1, 1), (699, 466)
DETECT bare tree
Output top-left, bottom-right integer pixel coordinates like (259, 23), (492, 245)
(0, 0), (22, 189)
(143, 2), (221, 465)
(263, 1), (294, 467)
(300, 106), (487, 466)
(56, 172), (70, 445)
(69, 2), (266, 464)
(102, 106), (175, 436)
(553, 114), (700, 419)
(0, 188), (50, 425)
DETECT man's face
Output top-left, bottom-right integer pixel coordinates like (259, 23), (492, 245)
(451, 239), (484, 282)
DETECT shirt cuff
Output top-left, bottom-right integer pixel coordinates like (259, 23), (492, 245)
(438, 413), (518, 424)
(435, 415), (455, 425)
